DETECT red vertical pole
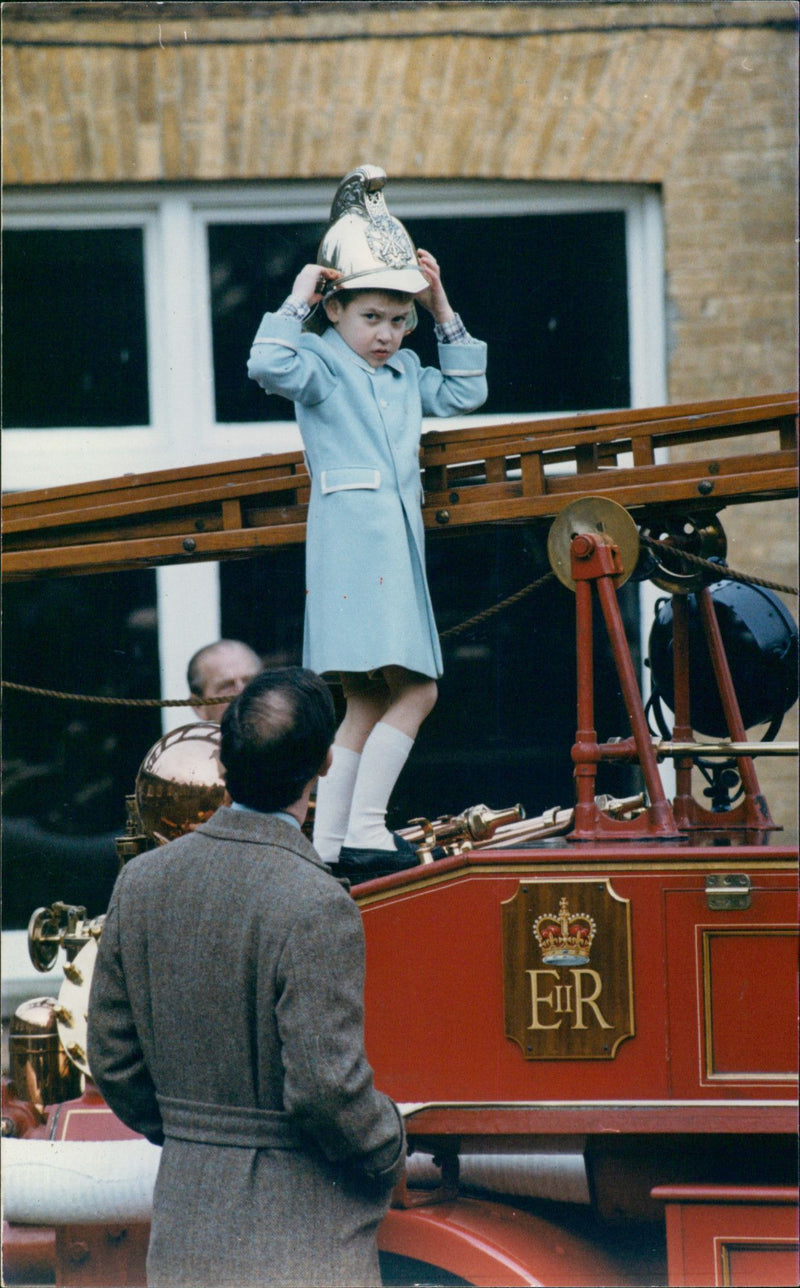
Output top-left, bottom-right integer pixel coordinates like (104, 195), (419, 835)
(570, 532), (678, 840)
(671, 594), (696, 826)
(571, 572), (599, 838)
(697, 587), (773, 828)
(594, 574), (675, 830)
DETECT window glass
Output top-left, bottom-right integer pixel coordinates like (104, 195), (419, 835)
(208, 211), (629, 422)
(406, 212), (630, 413)
(209, 221), (325, 423)
(2, 227), (149, 428)
(2, 571), (162, 927)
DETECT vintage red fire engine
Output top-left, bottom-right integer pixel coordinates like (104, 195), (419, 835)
(2, 394), (798, 1286)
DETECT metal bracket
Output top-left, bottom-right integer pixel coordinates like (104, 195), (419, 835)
(705, 873), (751, 911)
(391, 1149), (460, 1209)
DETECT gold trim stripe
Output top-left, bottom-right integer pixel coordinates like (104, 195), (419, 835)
(356, 859), (798, 907)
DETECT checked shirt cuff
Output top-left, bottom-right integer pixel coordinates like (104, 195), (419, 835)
(434, 313), (480, 345)
(277, 296), (312, 322)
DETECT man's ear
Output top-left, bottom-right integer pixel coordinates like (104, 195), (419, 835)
(323, 297), (342, 325)
(318, 747), (334, 778)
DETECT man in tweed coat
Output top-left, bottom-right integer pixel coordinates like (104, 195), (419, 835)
(87, 667), (405, 1288)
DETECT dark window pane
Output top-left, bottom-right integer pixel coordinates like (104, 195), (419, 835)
(220, 546), (306, 668)
(209, 222), (325, 423)
(406, 211), (630, 413)
(2, 571), (162, 926)
(209, 210), (629, 422)
(2, 227), (149, 427)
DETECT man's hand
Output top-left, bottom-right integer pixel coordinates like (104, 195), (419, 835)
(415, 249), (455, 326)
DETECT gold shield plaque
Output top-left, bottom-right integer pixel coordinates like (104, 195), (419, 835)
(502, 880), (634, 1060)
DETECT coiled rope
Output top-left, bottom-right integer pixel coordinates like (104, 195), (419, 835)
(2, 543), (795, 709)
(639, 535), (799, 597)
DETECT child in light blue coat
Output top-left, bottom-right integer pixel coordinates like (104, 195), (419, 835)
(247, 168), (487, 876)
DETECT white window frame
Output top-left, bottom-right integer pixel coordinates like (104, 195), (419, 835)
(3, 182), (666, 732)
(2, 200), (164, 485)
(3, 181), (666, 488)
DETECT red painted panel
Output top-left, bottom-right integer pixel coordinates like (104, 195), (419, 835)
(360, 853), (797, 1108)
(361, 865), (672, 1103)
(664, 887), (799, 1096)
(724, 1242), (800, 1286)
(654, 1186), (799, 1287)
(706, 932), (798, 1075)
(48, 1085), (144, 1142)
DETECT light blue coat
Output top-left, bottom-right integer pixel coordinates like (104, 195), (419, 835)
(247, 314), (487, 678)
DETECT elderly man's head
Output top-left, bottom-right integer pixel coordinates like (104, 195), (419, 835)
(187, 639), (263, 723)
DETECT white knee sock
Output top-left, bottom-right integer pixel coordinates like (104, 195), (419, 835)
(312, 744), (361, 863)
(343, 721), (415, 851)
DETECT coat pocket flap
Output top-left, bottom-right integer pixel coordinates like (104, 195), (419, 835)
(320, 467), (381, 494)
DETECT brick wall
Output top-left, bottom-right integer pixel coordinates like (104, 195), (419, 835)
(3, 0), (797, 825)
(4, 2), (796, 400)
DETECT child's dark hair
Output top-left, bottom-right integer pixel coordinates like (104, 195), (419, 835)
(220, 667), (336, 811)
(304, 286), (416, 334)
(332, 287), (413, 310)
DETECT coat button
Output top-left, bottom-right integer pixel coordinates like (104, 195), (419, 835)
(380, 399), (388, 408)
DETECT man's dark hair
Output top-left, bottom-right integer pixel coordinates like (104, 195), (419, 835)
(220, 667), (336, 812)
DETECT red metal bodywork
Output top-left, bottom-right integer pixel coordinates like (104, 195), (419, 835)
(378, 1198), (640, 1287)
(652, 1185), (800, 1288)
(2, 395), (798, 1285)
(356, 842), (798, 1284)
(2, 1085), (150, 1287)
(357, 848), (797, 1107)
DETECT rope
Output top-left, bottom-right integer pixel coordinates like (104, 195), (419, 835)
(440, 570), (557, 639)
(1, 573), (559, 707)
(640, 535), (798, 596)
(2, 539), (794, 708)
(0, 684), (217, 709)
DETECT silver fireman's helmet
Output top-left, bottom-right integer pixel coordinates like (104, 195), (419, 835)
(311, 165), (428, 331)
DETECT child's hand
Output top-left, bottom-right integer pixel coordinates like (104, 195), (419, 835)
(415, 249), (455, 325)
(291, 264), (343, 306)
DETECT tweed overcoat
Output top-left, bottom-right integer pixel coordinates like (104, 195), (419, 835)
(87, 808), (405, 1288)
(247, 316), (488, 678)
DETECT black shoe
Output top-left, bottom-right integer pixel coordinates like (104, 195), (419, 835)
(331, 834), (419, 884)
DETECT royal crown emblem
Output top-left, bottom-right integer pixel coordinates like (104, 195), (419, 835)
(534, 897), (596, 966)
